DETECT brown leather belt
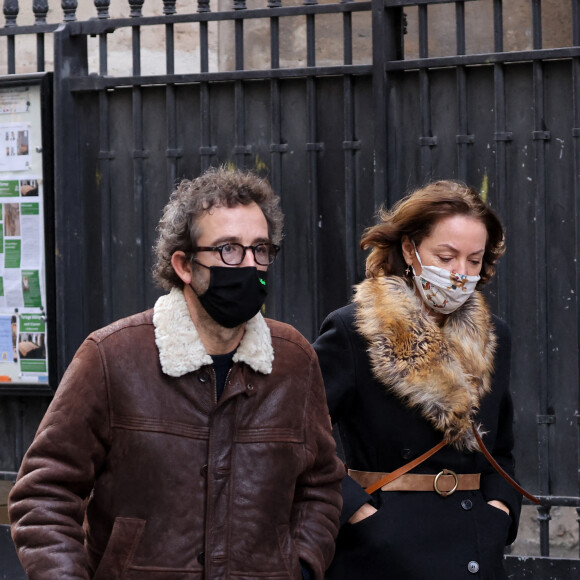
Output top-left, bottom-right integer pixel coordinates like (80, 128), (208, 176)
(348, 468), (480, 497)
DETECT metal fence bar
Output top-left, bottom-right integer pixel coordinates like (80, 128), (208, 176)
(198, 0), (215, 172)
(34, 1), (50, 72)
(98, 16), (113, 324)
(305, 2), (321, 336)
(492, 0), (510, 321)
(3, 0), (17, 73)
(372, 0), (388, 208)
(164, 0), (181, 188)
(165, 19), (182, 193)
(99, 88), (114, 325)
(418, 4), (435, 180)
(342, 1), (358, 293)
(99, 26), (108, 74)
(269, 3), (285, 322)
(234, 4), (249, 168)
(64, 65), (373, 91)
(573, 0), (580, 560)
(131, 16), (148, 313)
(166, 20), (175, 75)
(53, 24), (89, 377)
(455, 1), (472, 182)
(529, 0), (553, 557)
(164, 0), (181, 200)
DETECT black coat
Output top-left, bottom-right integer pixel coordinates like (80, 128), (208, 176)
(313, 283), (522, 580)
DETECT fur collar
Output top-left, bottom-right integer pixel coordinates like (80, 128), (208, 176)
(153, 287), (274, 377)
(353, 276), (496, 451)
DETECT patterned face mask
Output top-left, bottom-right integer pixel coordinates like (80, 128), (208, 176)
(411, 242), (480, 314)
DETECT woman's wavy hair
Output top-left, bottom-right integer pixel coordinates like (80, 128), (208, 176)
(362, 180), (505, 286)
(153, 166), (284, 290)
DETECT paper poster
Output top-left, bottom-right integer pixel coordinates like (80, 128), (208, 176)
(18, 313), (47, 374)
(0, 87), (31, 115)
(0, 178), (45, 309)
(0, 315), (15, 363)
(0, 82), (49, 386)
(0, 124), (31, 172)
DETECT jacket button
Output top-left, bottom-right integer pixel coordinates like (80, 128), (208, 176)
(198, 372), (209, 383)
(467, 560), (479, 574)
(197, 551), (205, 565)
(200, 464), (208, 477)
(401, 448), (413, 460)
(461, 499), (473, 510)
(247, 384), (254, 391)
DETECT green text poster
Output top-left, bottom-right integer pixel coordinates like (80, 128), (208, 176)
(4, 239), (20, 268)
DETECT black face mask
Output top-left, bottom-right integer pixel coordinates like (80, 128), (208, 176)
(193, 265), (268, 328)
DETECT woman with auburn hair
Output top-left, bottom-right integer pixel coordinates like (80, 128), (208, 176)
(314, 180), (523, 579)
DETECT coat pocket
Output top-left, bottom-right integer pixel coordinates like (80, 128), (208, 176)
(276, 524), (301, 580)
(93, 517), (146, 580)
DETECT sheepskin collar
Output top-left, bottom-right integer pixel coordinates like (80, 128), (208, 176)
(353, 276), (496, 451)
(153, 287), (274, 377)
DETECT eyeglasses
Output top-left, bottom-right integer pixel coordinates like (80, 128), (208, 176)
(192, 242), (280, 266)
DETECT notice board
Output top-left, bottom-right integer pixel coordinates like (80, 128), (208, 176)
(0, 74), (54, 394)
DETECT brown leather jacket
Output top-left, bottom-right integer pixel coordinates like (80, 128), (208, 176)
(9, 288), (343, 580)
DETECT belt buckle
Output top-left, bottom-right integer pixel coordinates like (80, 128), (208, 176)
(434, 469), (458, 497)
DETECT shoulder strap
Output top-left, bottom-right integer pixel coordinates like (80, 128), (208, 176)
(472, 424), (539, 504)
(364, 439), (446, 494)
(364, 425), (540, 504)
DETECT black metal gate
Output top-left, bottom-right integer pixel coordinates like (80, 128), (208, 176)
(2, 0), (580, 576)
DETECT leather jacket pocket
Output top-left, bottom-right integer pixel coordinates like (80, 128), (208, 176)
(93, 517), (146, 580)
(276, 524), (301, 580)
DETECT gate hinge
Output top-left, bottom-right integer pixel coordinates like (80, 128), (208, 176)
(494, 132), (513, 141)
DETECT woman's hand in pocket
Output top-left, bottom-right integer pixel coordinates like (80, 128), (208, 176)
(348, 503), (377, 524)
(487, 500), (509, 515)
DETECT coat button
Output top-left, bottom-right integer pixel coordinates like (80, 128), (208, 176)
(247, 384), (254, 390)
(461, 499), (473, 510)
(198, 371), (209, 383)
(467, 560), (479, 573)
(200, 464), (208, 477)
(197, 551), (205, 565)
(401, 448), (413, 460)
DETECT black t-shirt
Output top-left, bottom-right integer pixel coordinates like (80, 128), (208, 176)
(212, 350), (236, 400)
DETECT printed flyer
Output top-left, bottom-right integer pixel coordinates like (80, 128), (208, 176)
(0, 83), (49, 386)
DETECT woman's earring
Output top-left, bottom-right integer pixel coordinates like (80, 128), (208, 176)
(405, 265), (411, 276)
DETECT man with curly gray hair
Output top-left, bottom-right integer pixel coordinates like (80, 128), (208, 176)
(9, 167), (343, 580)
(153, 167), (284, 291)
